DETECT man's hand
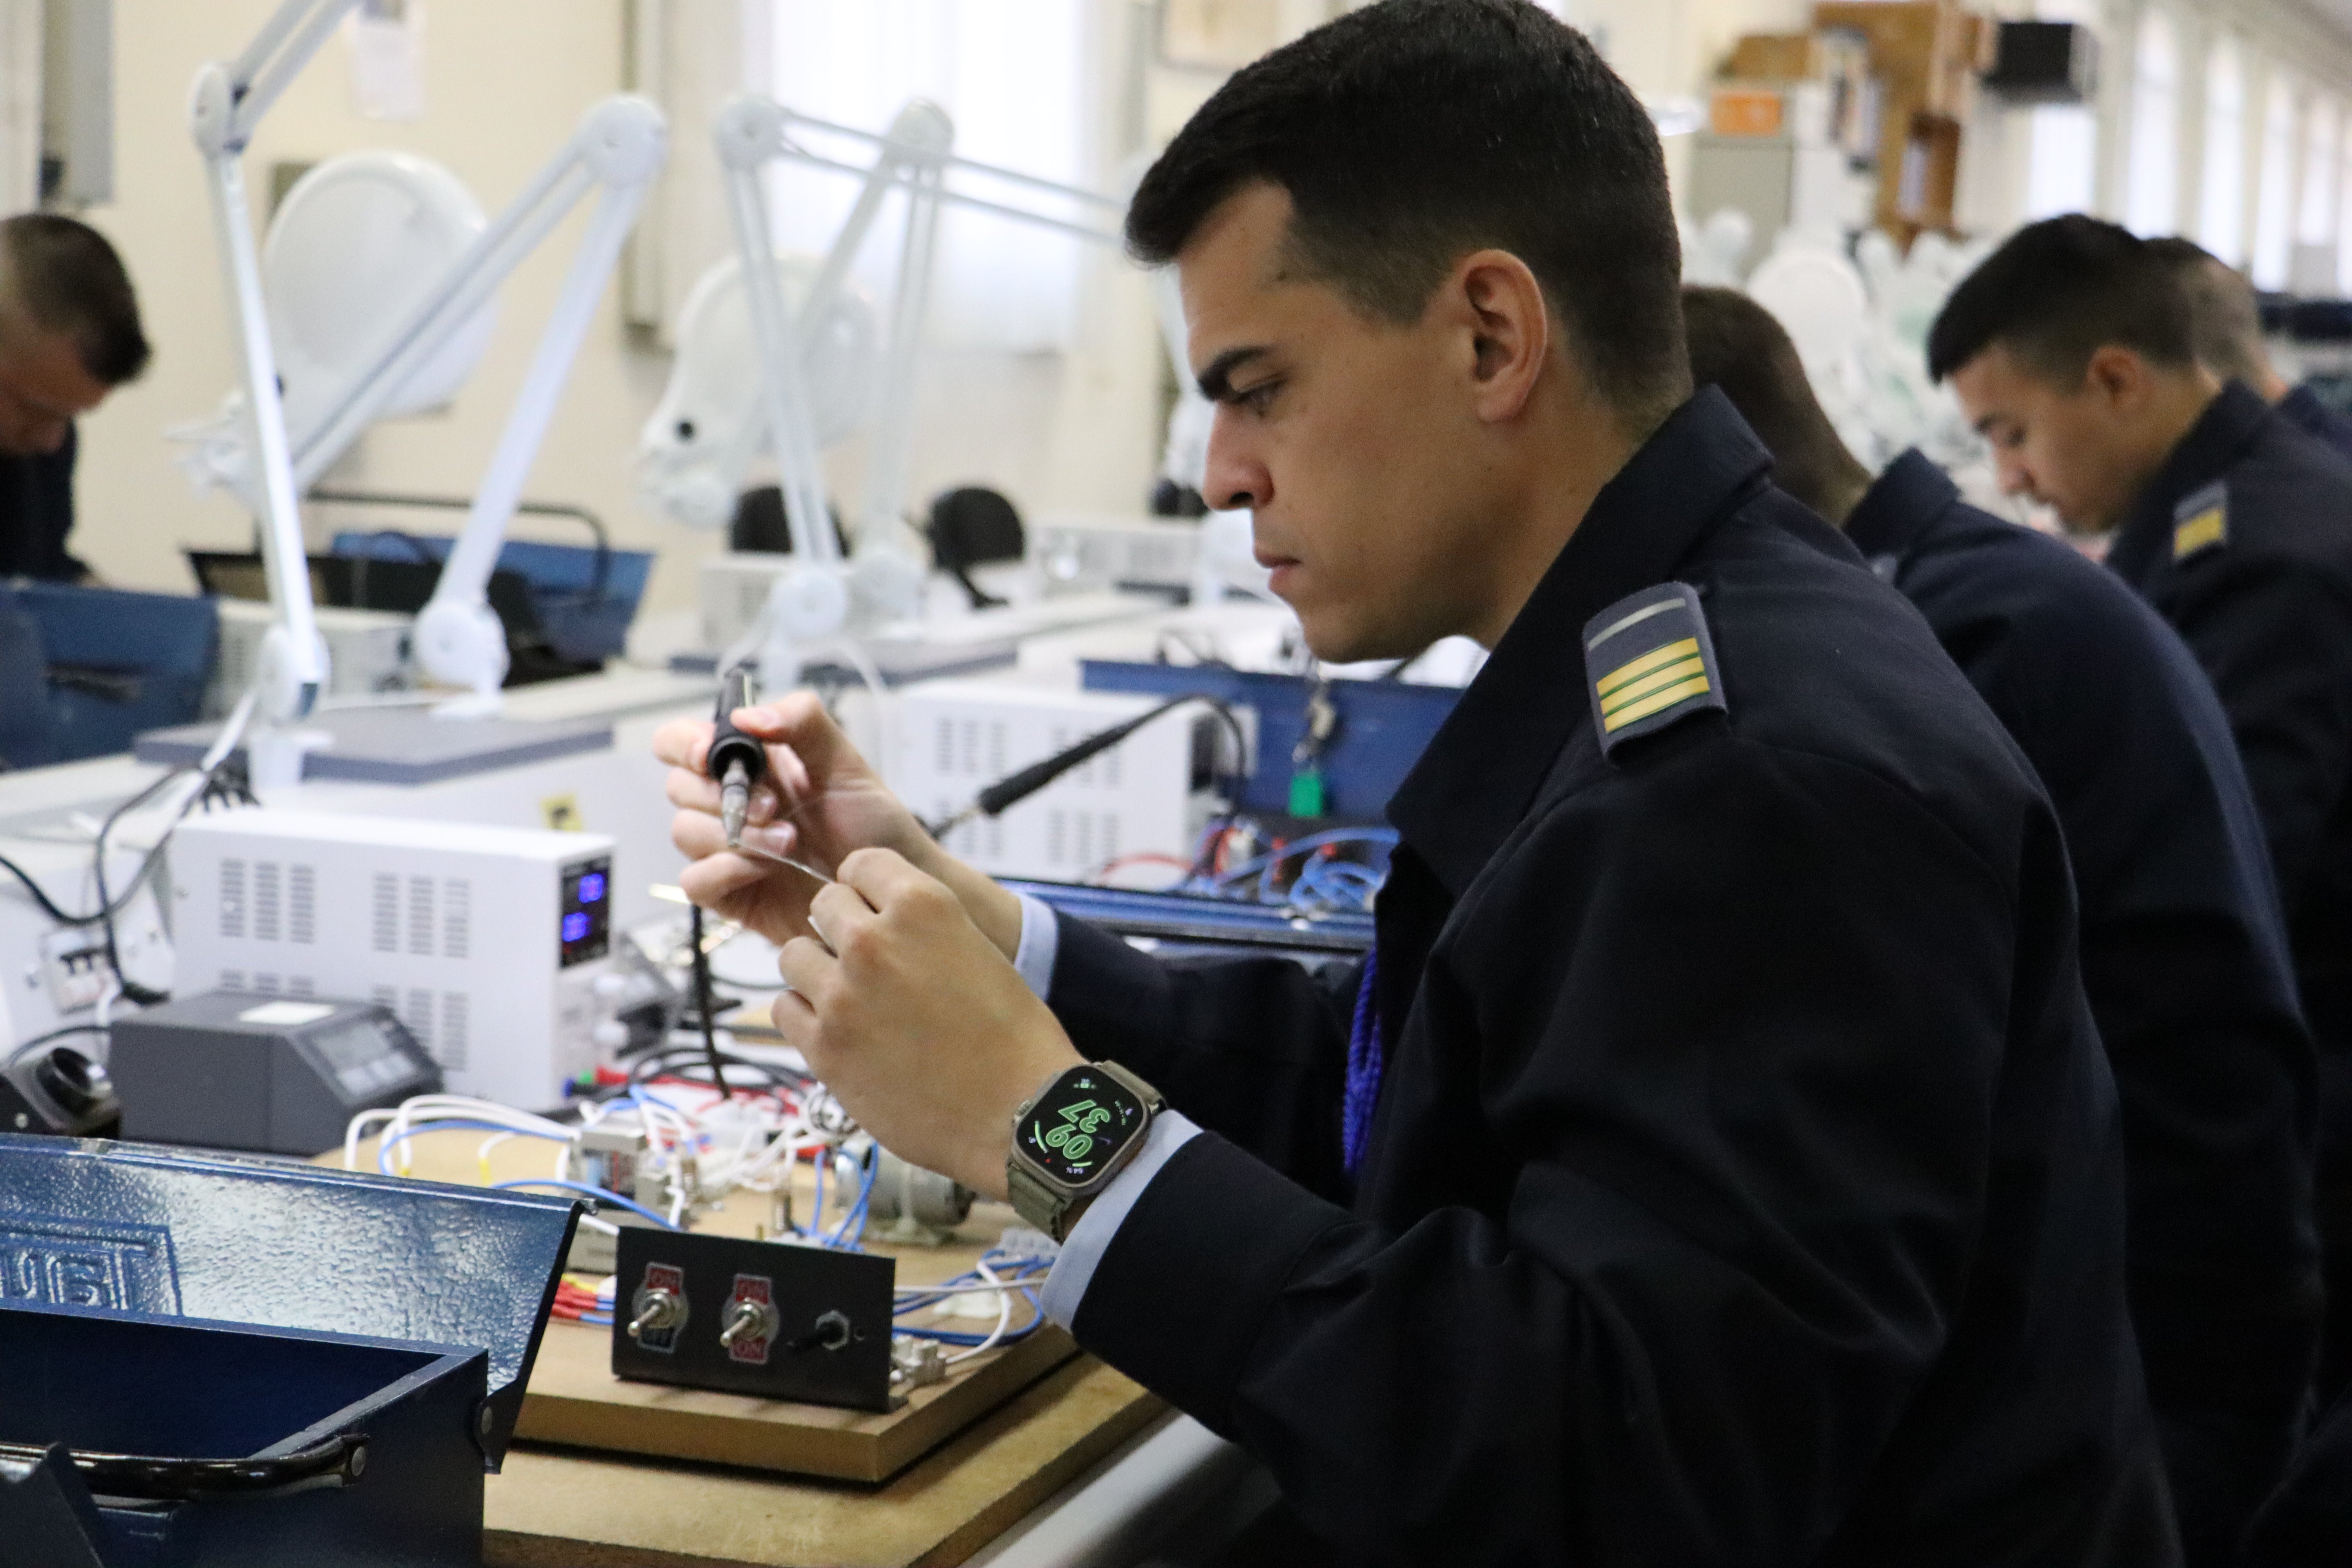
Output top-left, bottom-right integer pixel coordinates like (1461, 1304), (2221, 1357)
(656, 693), (1021, 958)
(775, 849), (1082, 1201)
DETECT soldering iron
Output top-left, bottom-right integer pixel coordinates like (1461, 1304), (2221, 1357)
(708, 664), (768, 850)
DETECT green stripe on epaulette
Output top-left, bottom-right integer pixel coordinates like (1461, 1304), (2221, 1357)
(1583, 584), (1726, 755)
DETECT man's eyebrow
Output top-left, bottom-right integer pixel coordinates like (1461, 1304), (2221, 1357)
(1196, 345), (1271, 402)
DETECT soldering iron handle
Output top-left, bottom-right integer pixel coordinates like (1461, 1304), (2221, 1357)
(707, 666), (768, 786)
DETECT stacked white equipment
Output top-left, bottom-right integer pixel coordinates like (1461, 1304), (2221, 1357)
(170, 809), (617, 1110)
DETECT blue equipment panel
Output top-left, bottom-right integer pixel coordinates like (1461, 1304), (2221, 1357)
(2, 583), (218, 765)
(1080, 659), (1457, 820)
(331, 531), (652, 662)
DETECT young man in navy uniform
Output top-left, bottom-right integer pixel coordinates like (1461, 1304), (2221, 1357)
(1934, 215), (2352, 1410)
(2144, 236), (2352, 463)
(659, 5), (2176, 1560)
(1685, 283), (2317, 1566)
(0, 213), (150, 582)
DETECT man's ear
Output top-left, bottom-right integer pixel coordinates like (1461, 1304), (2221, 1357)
(2082, 344), (2152, 411)
(1452, 249), (1550, 424)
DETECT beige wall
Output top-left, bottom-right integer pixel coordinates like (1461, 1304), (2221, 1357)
(70, 0), (1164, 617)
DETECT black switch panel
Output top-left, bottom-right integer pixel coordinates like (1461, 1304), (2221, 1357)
(611, 1228), (896, 1412)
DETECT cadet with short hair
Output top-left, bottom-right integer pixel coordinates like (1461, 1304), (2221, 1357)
(661, 8), (2176, 1561)
(0, 212), (150, 583)
(1687, 282), (2318, 1566)
(1935, 212), (2352, 1407)
(2147, 235), (2352, 463)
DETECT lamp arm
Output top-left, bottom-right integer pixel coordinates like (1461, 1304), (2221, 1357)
(410, 96), (667, 699)
(187, 0), (364, 727)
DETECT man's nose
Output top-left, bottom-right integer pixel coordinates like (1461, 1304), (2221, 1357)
(1201, 410), (1267, 513)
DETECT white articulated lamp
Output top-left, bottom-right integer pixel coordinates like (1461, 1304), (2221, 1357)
(185, 0), (667, 738)
(641, 94), (1139, 690)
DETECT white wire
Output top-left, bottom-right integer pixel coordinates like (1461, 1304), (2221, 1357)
(944, 1256), (1014, 1367)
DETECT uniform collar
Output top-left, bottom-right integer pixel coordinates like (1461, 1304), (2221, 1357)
(2109, 380), (2269, 580)
(1386, 387), (1771, 897)
(1844, 448), (1961, 562)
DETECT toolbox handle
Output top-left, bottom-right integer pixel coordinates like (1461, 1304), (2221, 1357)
(0, 1432), (368, 1501)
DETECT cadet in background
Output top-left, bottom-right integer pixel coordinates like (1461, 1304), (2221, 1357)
(2150, 236), (2352, 464)
(1933, 214), (2352, 1410)
(0, 212), (149, 583)
(1686, 282), (2318, 1566)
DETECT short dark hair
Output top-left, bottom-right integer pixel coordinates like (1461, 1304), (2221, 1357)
(1126, 0), (1689, 429)
(0, 212), (151, 385)
(1926, 214), (2193, 386)
(2144, 236), (2270, 388)
(1681, 286), (1866, 519)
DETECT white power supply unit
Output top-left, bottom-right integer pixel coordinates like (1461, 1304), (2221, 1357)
(169, 809), (618, 1111)
(1027, 512), (1200, 596)
(203, 598), (414, 718)
(888, 679), (1243, 882)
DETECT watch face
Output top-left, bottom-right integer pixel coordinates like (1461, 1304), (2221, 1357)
(1019, 1068), (1148, 1188)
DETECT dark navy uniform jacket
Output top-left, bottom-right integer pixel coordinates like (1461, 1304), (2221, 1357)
(2107, 386), (2352, 1282)
(1850, 448), (2318, 1566)
(0, 426), (86, 581)
(2279, 384), (2352, 467)
(1040, 392), (2177, 1566)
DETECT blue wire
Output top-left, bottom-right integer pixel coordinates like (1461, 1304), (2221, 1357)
(1210, 826), (1399, 900)
(1251, 827), (1398, 903)
(492, 1177), (682, 1229)
(829, 1149), (879, 1249)
(376, 1120), (570, 1175)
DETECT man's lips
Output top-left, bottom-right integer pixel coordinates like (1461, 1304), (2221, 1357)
(1252, 548), (1299, 571)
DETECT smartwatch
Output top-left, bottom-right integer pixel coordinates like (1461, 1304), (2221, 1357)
(1007, 1061), (1165, 1243)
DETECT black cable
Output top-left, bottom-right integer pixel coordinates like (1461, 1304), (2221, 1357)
(685, 904), (733, 1100)
(4, 1022), (110, 1070)
(0, 764), (189, 928)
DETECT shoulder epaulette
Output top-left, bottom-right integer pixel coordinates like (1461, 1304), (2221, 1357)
(2173, 479), (2229, 562)
(1583, 582), (1726, 755)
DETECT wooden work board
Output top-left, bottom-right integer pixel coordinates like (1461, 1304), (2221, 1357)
(331, 1127), (1116, 1486)
(484, 1360), (1165, 1568)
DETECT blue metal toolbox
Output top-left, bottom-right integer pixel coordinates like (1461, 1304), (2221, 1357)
(0, 1134), (580, 1566)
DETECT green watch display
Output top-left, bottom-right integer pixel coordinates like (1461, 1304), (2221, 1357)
(1006, 1061), (1163, 1243)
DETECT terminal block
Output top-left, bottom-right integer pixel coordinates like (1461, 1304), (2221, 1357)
(611, 1228), (895, 1411)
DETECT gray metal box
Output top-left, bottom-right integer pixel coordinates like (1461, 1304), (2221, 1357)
(110, 991), (441, 1156)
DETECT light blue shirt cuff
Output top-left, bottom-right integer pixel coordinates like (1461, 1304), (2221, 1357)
(1012, 891), (1060, 1000)
(1039, 1110), (1202, 1327)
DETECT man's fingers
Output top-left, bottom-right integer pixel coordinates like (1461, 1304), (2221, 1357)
(667, 768), (786, 826)
(809, 880), (881, 954)
(652, 718), (714, 773)
(777, 933), (838, 1002)
(769, 986), (818, 1053)
(675, 844), (779, 906)
(838, 846), (940, 911)
(743, 693), (861, 782)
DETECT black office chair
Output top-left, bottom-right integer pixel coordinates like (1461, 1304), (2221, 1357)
(927, 486), (1026, 610)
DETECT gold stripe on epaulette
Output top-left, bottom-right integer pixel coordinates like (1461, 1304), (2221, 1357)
(1599, 656), (1708, 716)
(1603, 674), (1713, 733)
(2174, 508), (2225, 560)
(1595, 637), (1700, 697)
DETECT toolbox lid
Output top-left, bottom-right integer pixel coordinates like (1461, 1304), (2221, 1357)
(0, 1134), (579, 1465)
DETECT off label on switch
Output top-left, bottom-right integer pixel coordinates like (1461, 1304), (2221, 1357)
(628, 1262), (686, 1354)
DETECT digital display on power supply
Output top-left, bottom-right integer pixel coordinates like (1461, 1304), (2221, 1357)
(560, 857), (613, 968)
